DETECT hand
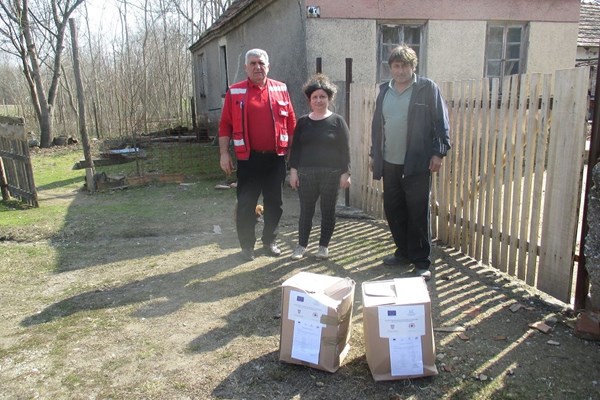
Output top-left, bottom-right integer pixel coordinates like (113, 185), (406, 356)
(340, 173), (351, 189)
(220, 153), (234, 176)
(429, 155), (443, 173)
(289, 168), (299, 189)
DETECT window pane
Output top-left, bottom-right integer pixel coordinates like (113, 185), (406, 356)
(505, 60), (520, 75)
(507, 43), (521, 59)
(382, 26), (399, 44)
(486, 42), (502, 60)
(404, 26), (421, 46)
(488, 27), (504, 43)
(507, 27), (522, 43)
(487, 61), (501, 77)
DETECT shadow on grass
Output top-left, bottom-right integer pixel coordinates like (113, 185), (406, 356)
(36, 176), (85, 191)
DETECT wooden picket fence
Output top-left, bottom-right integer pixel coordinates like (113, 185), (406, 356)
(348, 67), (590, 303)
(0, 116), (38, 207)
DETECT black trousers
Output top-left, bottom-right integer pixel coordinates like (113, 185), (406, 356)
(383, 161), (432, 269)
(236, 152), (286, 250)
(297, 167), (341, 248)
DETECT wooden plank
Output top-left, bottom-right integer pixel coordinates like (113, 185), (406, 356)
(537, 67), (589, 302)
(508, 74), (529, 276)
(500, 76), (519, 273)
(527, 74), (553, 286)
(475, 78), (490, 260)
(482, 79), (500, 265)
(452, 81), (466, 249)
(518, 73), (541, 280)
(491, 76), (511, 270)
(468, 79), (483, 257)
(461, 80), (474, 254)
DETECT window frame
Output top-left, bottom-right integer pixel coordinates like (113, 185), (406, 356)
(377, 22), (425, 83)
(196, 53), (206, 98)
(484, 22), (529, 81)
(219, 45), (229, 98)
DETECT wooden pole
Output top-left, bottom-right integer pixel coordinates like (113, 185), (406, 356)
(69, 18), (95, 192)
(575, 43), (600, 310)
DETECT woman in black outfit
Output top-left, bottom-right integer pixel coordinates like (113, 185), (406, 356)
(288, 74), (351, 260)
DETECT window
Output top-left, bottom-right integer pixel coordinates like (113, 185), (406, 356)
(196, 53), (206, 98)
(219, 45), (229, 97)
(378, 24), (423, 82)
(485, 24), (528, 80)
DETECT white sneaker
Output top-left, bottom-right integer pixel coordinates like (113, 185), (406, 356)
(316, 246), (329, 260)
(290, 246), (306, 260)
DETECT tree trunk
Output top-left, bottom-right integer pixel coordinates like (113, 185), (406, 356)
(69, 18), (95, 181)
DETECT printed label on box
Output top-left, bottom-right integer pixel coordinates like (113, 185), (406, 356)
(389, 336), (424, 376)
(291, 320), (322, 364)
(288, 290), (328, 324)
(377, 305), (426, 337)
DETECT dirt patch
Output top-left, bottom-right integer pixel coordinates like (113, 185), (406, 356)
(1, 176), (599, 399)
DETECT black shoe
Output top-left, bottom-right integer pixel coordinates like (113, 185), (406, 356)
(382, 254), (410, 266)
(264, 241), (281, 257)
(240, 248), (255, 261)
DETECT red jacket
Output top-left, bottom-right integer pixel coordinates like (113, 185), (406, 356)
(219, 78), (296, 160)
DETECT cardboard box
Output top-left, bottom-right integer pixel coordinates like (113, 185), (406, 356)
(279, 272), (355, 372)
(362, 277), (437, 381)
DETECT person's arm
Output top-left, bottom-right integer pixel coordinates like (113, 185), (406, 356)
(219, 136), (233, 175)
(431, 83), (451, 159)
(289, 168), (299, 189)
(218, 90), (234, 176)
(338, 115), (351, 188)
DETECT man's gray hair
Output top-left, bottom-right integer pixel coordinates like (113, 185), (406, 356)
(245, 49), (269, 65)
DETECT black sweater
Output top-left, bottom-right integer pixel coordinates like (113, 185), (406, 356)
(288, 113), (350, 173)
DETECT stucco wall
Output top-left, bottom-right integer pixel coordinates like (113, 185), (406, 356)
(527, 22), (579, 73)
(311, 0), (579, 21)
(425, 21), (486, 83)
(305, 18), (376, 83)
(192, 0), (306, 135)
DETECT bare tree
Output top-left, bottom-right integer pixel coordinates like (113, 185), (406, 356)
(0, 0), (85, 147)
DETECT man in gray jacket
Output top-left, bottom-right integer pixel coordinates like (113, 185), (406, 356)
(370, 44), (451, 280)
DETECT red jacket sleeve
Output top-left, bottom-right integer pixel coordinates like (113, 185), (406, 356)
(218, 90), (233, 138)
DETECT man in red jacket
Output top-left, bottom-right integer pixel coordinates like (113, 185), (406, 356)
(219, 49), (296, 261)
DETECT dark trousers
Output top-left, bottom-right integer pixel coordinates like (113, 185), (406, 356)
(297, 167), (341, 248)
(383, 161), (432, 269)
(236, 153), (286, 250)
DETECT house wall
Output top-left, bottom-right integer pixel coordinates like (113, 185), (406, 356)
(192, 0), (307, 135)
(425, 21), (486, 83)
(311, 0), (579, 22)
(527, 22), (579, 73)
